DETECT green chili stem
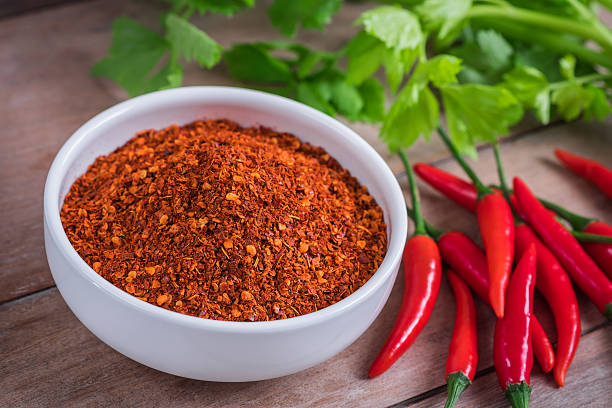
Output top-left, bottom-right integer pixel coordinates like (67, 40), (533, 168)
(406, 206), (443, 241)
(571, 231), (612, 244)
(437, 126), (492, 198)
(539, 198), (595, 231)
(399, 150), (427, 236)
(444, 371), (471, 408)
(466, 5), (612, 51)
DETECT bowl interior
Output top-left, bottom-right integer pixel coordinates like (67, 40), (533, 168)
(47, 86), (407, 327)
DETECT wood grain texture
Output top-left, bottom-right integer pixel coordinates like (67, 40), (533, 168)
(0, 0), (84, 18)
(2, 1), (612, 407)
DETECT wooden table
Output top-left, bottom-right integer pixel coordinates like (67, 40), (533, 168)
(2, 1), (611, 406)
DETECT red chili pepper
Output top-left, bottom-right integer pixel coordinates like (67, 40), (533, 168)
(494, 244), (536, 408)
(583, 221), (612, 280)
(555, 148), (612, 201)
(477, 191), (515, 318)
(515, 224), (580, 386)
(513, 177), (612, 319)
(437, 128), (514, 319)
(444, 270), (478, 408)
(368, 235), (442, 377)
(537, 198), (612, 280)
(414, 163), (478, 212)
(531, 318), (554, 374)
(436, 231), (553, 373)
(369, 151), (442, 378)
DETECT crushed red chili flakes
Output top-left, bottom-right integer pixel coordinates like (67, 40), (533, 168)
(60, 119), (387, 321)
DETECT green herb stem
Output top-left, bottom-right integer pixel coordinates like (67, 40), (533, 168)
(466, 5), (612, 52)
(477, 19), (612, 70)
(437, 126), (492, 197)
(399, 150), (427, 236)
(548, 73), (612, 91)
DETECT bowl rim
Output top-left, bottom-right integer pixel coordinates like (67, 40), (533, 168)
(44, 86), (407, 333)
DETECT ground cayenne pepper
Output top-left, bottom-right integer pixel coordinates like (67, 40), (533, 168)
(61, 119), (387, 321)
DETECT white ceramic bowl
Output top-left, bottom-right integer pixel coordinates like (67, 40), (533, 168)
(44, 86), (407, 382)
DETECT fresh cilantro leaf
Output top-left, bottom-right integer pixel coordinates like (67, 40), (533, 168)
(296, 81), (336, 115)
(168, 0), (254, 16)
(583, 84), (612, 121)
(346, 30), (417, 93)
(268, 0), (342, 37)
(534, 89), (552, 124)
(345, 31), (386, 85)
(223, 43), (293, 83)
(449, 29), (512, 85)
(357, 6), (423, 54)
(381, 81), (439, 151)
(413, 54), (462, 87)
(415, 0), (471, 44)
(502, 65), (551, 123)
(356, 78), (385, 122)
(330, 80), (364, 117)
(560, 54), (576, 79)
(503, 66), (548, 104)
(450, 29), (513, 85)
(476, 30), (513, 71)
(165, 14), (222, 68)
(382, 50), (406, 93)
(440, 84), (523, 154)
(552, 82), (592, 121)
(92, 17), (180, 97)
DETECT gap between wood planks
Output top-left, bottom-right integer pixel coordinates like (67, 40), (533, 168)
(0, 0), (90, 20)
(385, 321), (611, 408)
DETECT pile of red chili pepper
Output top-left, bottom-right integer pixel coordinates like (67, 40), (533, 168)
(368, 130), (612, 408)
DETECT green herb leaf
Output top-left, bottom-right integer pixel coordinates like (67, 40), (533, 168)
(223, 43), (293, 83)
(450, 29), (513, 84)
(552, 82), (592, 121)
(168, 0), (254, 17)
(534, 89), (552, 124)
(415, 0), (471, 43)
(92, 17), (180, 97)
(357, 6), (423, 53)
(330, 80), (364, 117)
(502, 65), (551, 123)
(268, 0), (342, 37)
(381, 82), (439, 151)
(296, 81), (336, 115)
(345, 31), (386, 85)
(583, 84), (612, 121)
(414, 54), (462, 87)
(560, 54), (576, 79)
(441, 84), (523, 155)
(356, 78), (385, 122)
(166, 13), (222, 68)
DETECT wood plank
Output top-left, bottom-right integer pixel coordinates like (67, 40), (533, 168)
(407, 325), (612, 408)
(0, 0), (83, 18)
